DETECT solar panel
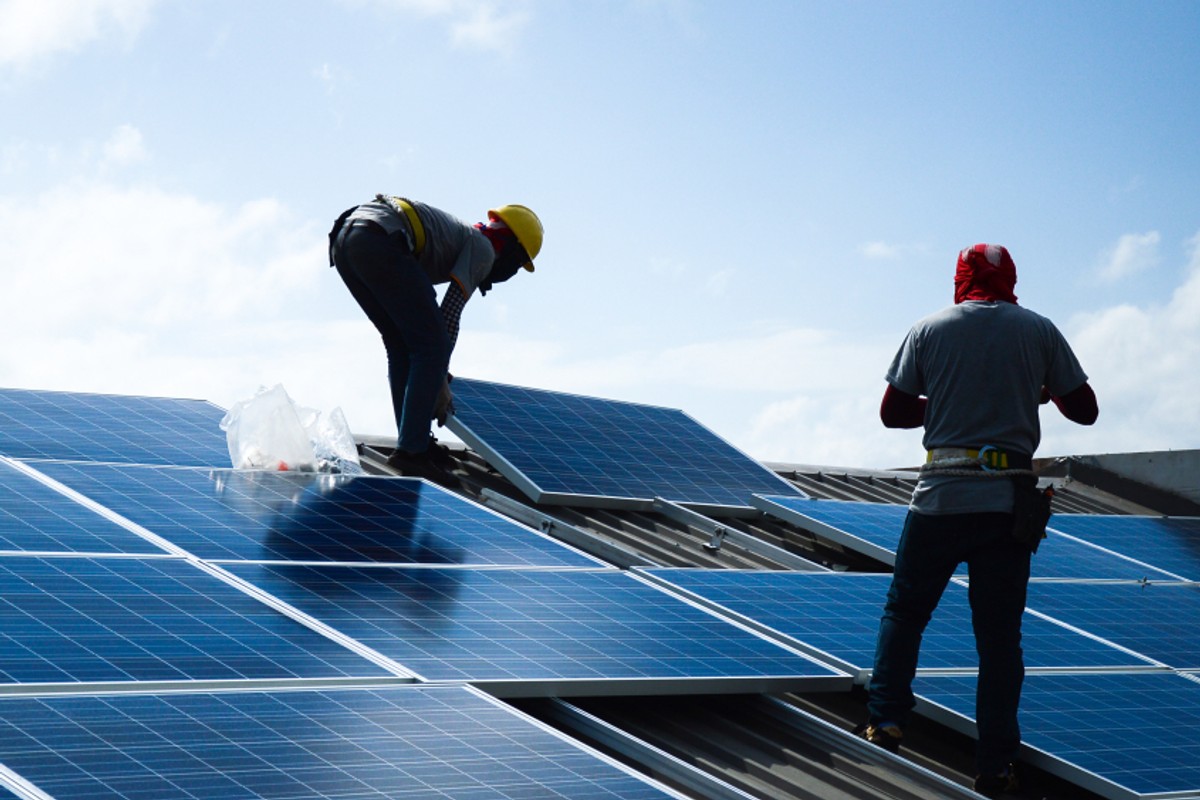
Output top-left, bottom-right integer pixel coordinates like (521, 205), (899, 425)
(641, 569), (1153, 677)
(915, 672), (1200, 800)
(0, 555), (395, 684)
(446, 377), (804, 511)
(0, 387), (229, 467)
(220, 564), (849, 696)
(0, 685), (688, 800)
(1049, 514), (1200, 581)
(1026, 580), (1200, 670)
(753, 495), (1182, 581)
(30, 461), (602, 567)
(0, 460), (167, 555)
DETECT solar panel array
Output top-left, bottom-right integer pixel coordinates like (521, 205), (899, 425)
(747, 494), (1200, 798)
(447, 377), (804, 510)
(0, 387), (848, 799)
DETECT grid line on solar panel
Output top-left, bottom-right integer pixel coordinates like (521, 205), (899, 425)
(641, 569), (1155, 677)
(447, 377), (803, 510)
(0, 460), (168, 555)
(220, 564), (847, 694)
(1025, 580), (1200, 670)
(0, 685), (687, 800)
(0, 555), (395, 685)
(0, 388), (230, 467)
(753, 495), (1186, 581)
(916, 672), (1200, 799)
(29, 461), (603, 567)
(1049, 514), (1200, 581)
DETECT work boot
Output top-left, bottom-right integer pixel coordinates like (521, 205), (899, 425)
(852, 721), (903, 754)
(386, 448), (452, 484)
(425, 435), (457, 469)
(973, 764), (1019, 797)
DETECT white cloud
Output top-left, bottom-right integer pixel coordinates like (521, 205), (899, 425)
(1098, 231), (1160, 282)
(349, 0), (531, 52)
(0, 0), (157, 69)
(859, 241), (902, 259)
(101, 124), (146, 167)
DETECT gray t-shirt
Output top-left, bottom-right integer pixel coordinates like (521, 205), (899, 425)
(347, 197), (495, 298)
(887, 301), (1088, 514)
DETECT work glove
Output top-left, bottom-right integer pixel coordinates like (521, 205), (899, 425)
(433, 376), (455, 427)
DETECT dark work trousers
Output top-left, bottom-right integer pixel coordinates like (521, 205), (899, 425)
(867, 510), (1031, 775)
(332, 221), (450, 454)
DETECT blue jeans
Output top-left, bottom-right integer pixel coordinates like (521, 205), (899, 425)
(867, 510), (1030, 775)
(332, 222), (450, 454)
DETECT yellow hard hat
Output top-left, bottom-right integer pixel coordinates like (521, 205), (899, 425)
(488, 204), (543, 272)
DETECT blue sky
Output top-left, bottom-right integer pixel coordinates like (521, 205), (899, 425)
(2, 0), (1198, 469)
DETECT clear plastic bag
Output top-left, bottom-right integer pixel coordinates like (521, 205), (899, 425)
(220, 385), (363, 474)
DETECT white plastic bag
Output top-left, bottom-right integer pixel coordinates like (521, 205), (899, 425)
(221, 384), (316, 471)
(220, 385), (363, 474)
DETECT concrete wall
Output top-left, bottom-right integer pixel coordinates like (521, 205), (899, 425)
(1079, 450), (1200, 508)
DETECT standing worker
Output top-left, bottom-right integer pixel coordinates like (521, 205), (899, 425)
(856, 244), (1098, 797)
(329, 195), (542, 481)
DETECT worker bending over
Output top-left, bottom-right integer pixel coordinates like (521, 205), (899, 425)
(329, 195), (542, 481)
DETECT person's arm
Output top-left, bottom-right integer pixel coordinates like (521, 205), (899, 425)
(880, 383), (926, 428)
(1042, 382), (1098, 425)
(440, 281), (468, 352)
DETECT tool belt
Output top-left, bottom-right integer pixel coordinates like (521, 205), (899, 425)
(924, 446), (1050, 552)
(925, 446), (1032, 472)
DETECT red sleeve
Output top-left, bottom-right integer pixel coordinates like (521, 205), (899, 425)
(880, 384), (926, 429)
(1051, 382), (1098, 425)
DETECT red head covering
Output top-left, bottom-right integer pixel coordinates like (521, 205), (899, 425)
(954, 243), (1018, 304)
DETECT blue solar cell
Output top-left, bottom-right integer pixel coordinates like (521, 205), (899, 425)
(643, 569), (1151, 674)
(916, 672), (1200, 799)
(1050, 514), (1200, 581)
(447, 377), (803, 510)
(221, 564), (847, 694)
(0, 460), (166, 554)
(0, 555), (392, 684)
(1027, 581), (1200, 669)
(753, 495), (1181, 581)
(0, 388), (229, 467)
(0, 685), (684, 800)
(31, 461), (601, 567)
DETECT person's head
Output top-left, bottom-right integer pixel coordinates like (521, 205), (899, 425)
(954, 243), (1017, 304)
(478, 204), (543, 295)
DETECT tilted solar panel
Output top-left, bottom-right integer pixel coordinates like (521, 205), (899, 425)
(447, 377), (804, 511)
(0, 459), (167, 555)
(31, 461), (602, 567)
(221, 564), (849, 696)
(0, 685), (689, 800)
(0, 555), (394, 684)
(1049, 514), (1200, 581)
(641, 569), (1154, 677)
(753, 495), (1183, 581)
(1026, 580), (1200, 670)
(916, 672), (1200, 800)
(0, 387), (229, 467)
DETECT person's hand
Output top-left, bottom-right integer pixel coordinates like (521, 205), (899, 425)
(433, 379), (455, 426)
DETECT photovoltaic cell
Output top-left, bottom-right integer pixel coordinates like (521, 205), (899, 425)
(0, 388), (229, 467)
(916, 672), (1200, 799)
(0, 460), (167, 555)
(1049, 514), (1200, 581)
(447, 377), (803, 510)
(643, 569), (1151, 675)
(31, 461), (601, 567)
(753, 495), (1182, 581)
(220, 564), (847, 694)
(1027, 581), (1200, 669)
(0, 555), (392, 684)
(0, 685), (686, 800)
